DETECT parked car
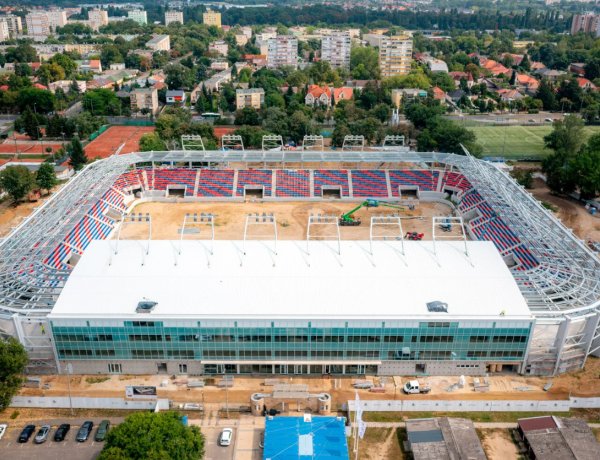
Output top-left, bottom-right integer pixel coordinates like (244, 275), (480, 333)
(0, 423), (7, 440)
(34, 425), (51, 444)
(94, 420), (110, 442)
(53, 424), (70, 442)
(219, 428), (233, 446)
(259, 430), (264, 449)
(18, 425), (35, 443)
(76, 421), (93, 442)
(545, 118), (553, 122)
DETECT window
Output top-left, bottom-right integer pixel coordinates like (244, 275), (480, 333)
(492, 335), (527, 343)
(467, 351), (487, 357)
(108, 363), (122, 373)
(131, 349), (164, 358)
(427, 322), (450, 328)
(419, 335), (453, 343)
(490, 351), (524, 358)
(470, 336), (489, 343)
(384, 336), (403, 343)
(167, 350), (194, 358)
(97, 334), (113, 342)
(131, 321), (156, 327)
(178, 364), (188, 374)
(58, 349), (93, 357)
(129, 334), (163, 342)
(96, 349), (115, 357)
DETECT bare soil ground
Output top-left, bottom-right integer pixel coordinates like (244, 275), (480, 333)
(121, 201), (458, 241)
(529, 178), (600, 244)
(84, 125), (155, 159)
(479, 429), (520, 460)
(348, 428), (404, 460)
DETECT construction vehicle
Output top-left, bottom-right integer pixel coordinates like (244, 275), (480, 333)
(339, 199), (405, 226)
(405, 231), (424, 240)
(440, 218), (452, 232)
(403, 380), (431, 394)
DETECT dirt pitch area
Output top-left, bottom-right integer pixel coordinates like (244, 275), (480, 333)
(84, 125), (155, 159)
(479, 429), (520, 460)
(120, 200), (458, 240)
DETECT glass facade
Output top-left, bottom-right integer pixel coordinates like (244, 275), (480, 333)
(51, 318), (532, 365)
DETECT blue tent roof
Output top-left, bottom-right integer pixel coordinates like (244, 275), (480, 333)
(263, 415), (349, 460)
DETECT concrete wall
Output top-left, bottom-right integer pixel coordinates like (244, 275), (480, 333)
(347, 399), (574, 412)
(379, 360), (488, 376)
(60, 359), (204, 376)
(11, 395), (167, 410)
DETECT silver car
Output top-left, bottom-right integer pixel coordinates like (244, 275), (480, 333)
(34, 425), (51, 444)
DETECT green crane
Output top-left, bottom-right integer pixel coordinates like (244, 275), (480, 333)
(339, 199), (405, 226)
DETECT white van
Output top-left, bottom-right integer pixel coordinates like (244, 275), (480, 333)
(219, 428), (233, 446)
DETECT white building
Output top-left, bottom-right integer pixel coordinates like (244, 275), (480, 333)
(165, 10), (183, 26)
(25, 12), (51, 37)
(47, 10), (67, 32)
(146, 35), (171, 52)
(88, 9), (108, 31)
(321, 31), (351, 69)
(128, 10), (147, 25)
(379, 35), (413, 77)
(267, 35), (298, 69)
(0, 21), (8, 42)
(0, 15), (22, 38)
(209, 40), (228, 56)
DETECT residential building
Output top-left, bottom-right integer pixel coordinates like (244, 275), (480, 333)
(0, 15), (22, 38)
(570, 63), (586, 76)
(432, 86), (447, 104)
(203, 9), (221, 28)
(517, 416), (600, 459)
(25, 12), (51, 37)
(48, 80), (87, 94)
(209, 40), (228, 56)
(235, 34), (248, 46)
(305, 85), (332, 106)
(240, 26), (252, 39)
(146, 35), (171, 52)
(76, 59), (102, 74)
(577, 77), (597, 91)
(267, 35), (298, 69)
(515, 73), (540, 95)
(480, 58), (510, 77)
(128, 10), (147, 25)
(379, 35), (413, 77)
(425, 58), (449, 73)
(236, 88), (265, 110)
(363, 33), (384, 47)
(166, 90), (186, 104)
(202, 68), (232, 92)
(0, 21), (8, 42)
(321, 31), (351, 69)
(571, 13), (600, 36)
(88, 9), (108, 31)
(210, 61), (229, 71)
(333, 87), (353, 105)
(47, 10), (67, 32)
(130, 87), (158, 115)
(165, 10), (183, 26)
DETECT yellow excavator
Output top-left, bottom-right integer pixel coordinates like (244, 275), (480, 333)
(339, 199), (405, 226)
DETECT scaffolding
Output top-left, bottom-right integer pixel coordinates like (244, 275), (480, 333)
(342, 135), (365, 152)
(262, 135), (284, 152)
(221, 135), (244, 151)
(181, 135), (206, 151)
(302, 135), (324, 151)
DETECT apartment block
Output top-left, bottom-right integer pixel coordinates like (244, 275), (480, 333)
(379, 35), (413, 77)
(0, 21), (8, 42)
(146, 35), (171, 52)
(47, 10), (67, 31)
(165, 11), (184, 26)
(0, 15), (22, 38)
(203, 9), (221, 28)
(267, 35), (298, 69)
(130, 87), (158, 115)
(209, 40), (228, 56)
(26, 12), (51, 36)
(128, 10), (148, 25)
(321, 31), (351, 69)
(236, 88), (265, 110)
(88, 9), (108, 31)
(571, 13), (600, 36)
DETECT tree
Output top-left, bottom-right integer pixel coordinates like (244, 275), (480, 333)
(0, 165), (35, 203)
(15, 107), (45, 140)
(98, 412), (204, 460)
(536, 80), (556, 111)
(68, 138), (87, 171)
(17, 88), (55, 114)
(234, 107), (261, 126)
(37, 63), (66, 86)
(139, 133), (167, 151)
(584, 58), (600, 81)
(36, 163), (58, 193)
(350, 47), (380, 80)
(571, 146), (600, 200)
(0, 338), (28, 410)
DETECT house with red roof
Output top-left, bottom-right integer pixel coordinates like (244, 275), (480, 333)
(480, 57), (510, 76)
(515, 73), (540, 95)
(496, 88), (524, 103)
(577, 77), (597, 91)
(448, 71), (474, 88)
(305, 85), (332, 106)
(432, 86), (447, 104)
(332, 87), (353, 105)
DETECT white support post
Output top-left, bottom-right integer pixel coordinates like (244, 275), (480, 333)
(432, 216), (471, 262)
(243, 213), (278, 260)
(302, 135), (324, 151)
(221, 134), (244, 151)
(181, 135), (206, 151)
(177, 213), (215, 265)
(306, 214), (341, 256)
(342, 135), (365, 152)
(369, 215), (404, 256)
(111, 213), (151, 266)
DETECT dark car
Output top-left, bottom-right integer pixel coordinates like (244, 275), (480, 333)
(94, 420), (110, 442)
(18, 425), (36, 443)
(76, 421), (93, 442)
(54, 423), (70, 442)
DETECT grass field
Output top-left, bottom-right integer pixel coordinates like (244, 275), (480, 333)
(470, 125), (600, 159)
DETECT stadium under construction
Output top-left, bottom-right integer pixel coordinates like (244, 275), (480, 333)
(0, 136), (599, 377)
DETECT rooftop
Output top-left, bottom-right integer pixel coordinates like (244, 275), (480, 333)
(263, 415), (348, 460)
(49, 239), (532, 320)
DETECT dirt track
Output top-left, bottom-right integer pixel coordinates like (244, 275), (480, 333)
(121, 201), (459, 241)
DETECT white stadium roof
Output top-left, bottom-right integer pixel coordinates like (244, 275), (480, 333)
(49, 240), (532, 321)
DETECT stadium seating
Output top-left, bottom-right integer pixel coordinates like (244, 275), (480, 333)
(471, 218), (521, 253)
(351, 170), (388, 198)
(275, 170), (310, 197)
(442, 171), (472, 192)
(151, 168), (197, 196)
(237, 169), (272, 196)
(64, 216), (113, 251)
(512, 245), (539, 270)
(389, 170), (439, 196)
(44, 243), (72, 270)
(113, 169), (145, 191)
(196, 169), (234, 197)
(313, 170), (349, 197)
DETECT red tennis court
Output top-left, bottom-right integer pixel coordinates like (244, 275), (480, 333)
(84, 126), (155, 159)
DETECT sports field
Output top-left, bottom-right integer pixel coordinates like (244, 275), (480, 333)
(84, 125), (155, 159)
(471, 125), (600, 159)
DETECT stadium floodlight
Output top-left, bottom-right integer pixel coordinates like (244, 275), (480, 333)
(302, 135), (324, 151)
(112, 213), (152, 266)
(369, 215), (404, 256)
(431, 216), (470, 262)
(306, 214), (341, 257)
(243, 213), (277, 260)
(221, 134), (244, 151)
(382, 135), (405, 149)
(177, 213), (215, 265)
(342, 135), (365, 152)
(262, 135), (284, 152)
(181, 135), (205, 151)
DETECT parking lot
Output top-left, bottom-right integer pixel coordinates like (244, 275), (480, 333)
(203, 426), (235, 460)
(0, 423), (105, 460)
